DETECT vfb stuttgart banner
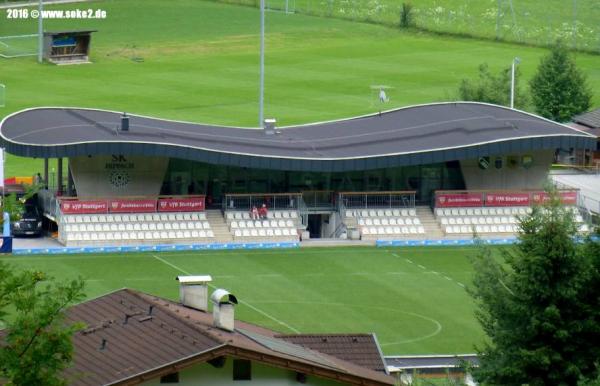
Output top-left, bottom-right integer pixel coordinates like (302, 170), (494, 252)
(157, 197), (205, 212)
(61, 200), (108, 214)
(485, 192), (531, 207)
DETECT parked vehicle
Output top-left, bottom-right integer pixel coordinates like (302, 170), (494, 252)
(11, 204), (43, 237)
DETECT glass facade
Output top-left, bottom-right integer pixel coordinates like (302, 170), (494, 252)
(160, 159), (466, 206)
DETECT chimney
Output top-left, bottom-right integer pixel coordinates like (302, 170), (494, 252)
(263, 118), (276, 135)
(176, 275), (212, 311)
(121, 113), (129, 131)
(210, 289), (238, 332)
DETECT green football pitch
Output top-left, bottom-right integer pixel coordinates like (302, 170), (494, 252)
(0, 245), (496, 355)
(1, 0), (600, 177)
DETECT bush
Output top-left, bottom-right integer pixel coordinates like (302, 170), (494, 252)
(399, 3), (415, 28)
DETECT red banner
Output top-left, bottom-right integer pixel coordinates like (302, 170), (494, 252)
(157, 197), (205, 212)
(531, 191), (578, 205)
(485, 192), (530, 207)
(61, 200), (108, 214)
(436, 193), (483, 207)
(109, 199), (156, 213)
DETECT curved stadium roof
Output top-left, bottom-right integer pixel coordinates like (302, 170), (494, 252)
(0, 102), (595, 172)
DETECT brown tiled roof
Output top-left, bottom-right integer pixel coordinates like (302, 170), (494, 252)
(57, 288), (395, 386)
(276, 334), (388, 373)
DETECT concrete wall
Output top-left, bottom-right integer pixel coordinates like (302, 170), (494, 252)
(460, 150), (554, 190)
(142, 356), (347, 386)
(321, 212), (341, 238)
(69, 155), (168, 198)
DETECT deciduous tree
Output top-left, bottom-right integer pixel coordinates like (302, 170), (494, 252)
(458, 63), (529, 109)
(0, 263), (85, 386)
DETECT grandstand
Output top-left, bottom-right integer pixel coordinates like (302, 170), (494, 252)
(59, 211), (214, 246)
(0, 102), (595, 246)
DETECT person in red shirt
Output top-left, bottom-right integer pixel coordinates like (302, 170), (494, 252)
(258, 204), (268, 220)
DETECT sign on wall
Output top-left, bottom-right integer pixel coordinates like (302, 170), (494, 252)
(436, 190), (578, 208)
(485, 192), (530, 206)
(59, 197), (206, 214)
(61, 200), (108, 214)
(109, 199), (156, 213)
(436, 193), (484, 207)
(531, 191), (578, 205)
(157, 197), (205, 212)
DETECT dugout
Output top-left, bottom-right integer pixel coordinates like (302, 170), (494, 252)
(43, 30), (96, 64)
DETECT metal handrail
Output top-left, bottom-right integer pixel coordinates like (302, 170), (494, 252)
(339, 191), (416, 209)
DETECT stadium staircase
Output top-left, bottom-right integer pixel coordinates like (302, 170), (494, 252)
(205, 210), (233, 242)
(415, 206), (445, 239)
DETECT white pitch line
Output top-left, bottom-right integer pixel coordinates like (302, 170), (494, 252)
(417, 264), (426, 269)
(457, 282), (466, 288)
(444, 276), (452, 281)
(151, 254), (301, 334)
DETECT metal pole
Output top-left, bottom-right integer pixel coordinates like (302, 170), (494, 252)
(496, 0), (501, 40)
(259, 0), (265, 128)
(510, 60), (515, 109)
(57, 158), (63, 195)
(37, 0), (43, 63)
(510, 57), (520, 108)
(572, 0), (577, 50)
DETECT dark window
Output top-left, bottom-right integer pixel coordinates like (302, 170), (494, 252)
(160, 372), (179, 383)
(233, 359), (251, 381)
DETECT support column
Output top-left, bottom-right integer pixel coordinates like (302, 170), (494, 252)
(43, 158), (49, 189)
(57, 158), (63, 195)
(67, 160), (74, 196)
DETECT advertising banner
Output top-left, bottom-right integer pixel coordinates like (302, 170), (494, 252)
(485, 192), (530, 207)
(436, 193), (483, 207)
(157, 197), (205, 212)
(108, 199), (156, 213)
(531, 191), (578, 205)
(60, 200), (108, 214)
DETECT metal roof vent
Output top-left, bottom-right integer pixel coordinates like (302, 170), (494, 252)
(121, 113), (129, 131)
(176, 275), (212, 312)
(211, 288), (238, 332)
(264, 118), (276, 135)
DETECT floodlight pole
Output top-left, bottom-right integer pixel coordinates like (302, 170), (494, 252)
(510, 57), (520, 109)
(259, 0), (265, 128)
(37, 0), (43, 63)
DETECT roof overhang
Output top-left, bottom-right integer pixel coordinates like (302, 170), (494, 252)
(1, 102), (595, 172)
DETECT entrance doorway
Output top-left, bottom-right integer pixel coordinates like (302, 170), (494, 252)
(307, 214), (322, 239)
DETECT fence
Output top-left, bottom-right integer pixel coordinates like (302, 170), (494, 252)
(213, 0), (600, 53)
(223, 193), (301, 211)
(301, 190), (335, 210)
(339, 191), (416, 209)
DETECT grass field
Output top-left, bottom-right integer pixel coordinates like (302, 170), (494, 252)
(226, 0), (600, 52)
(0, 245), (495, 355)
(1, 0), (600, 177)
